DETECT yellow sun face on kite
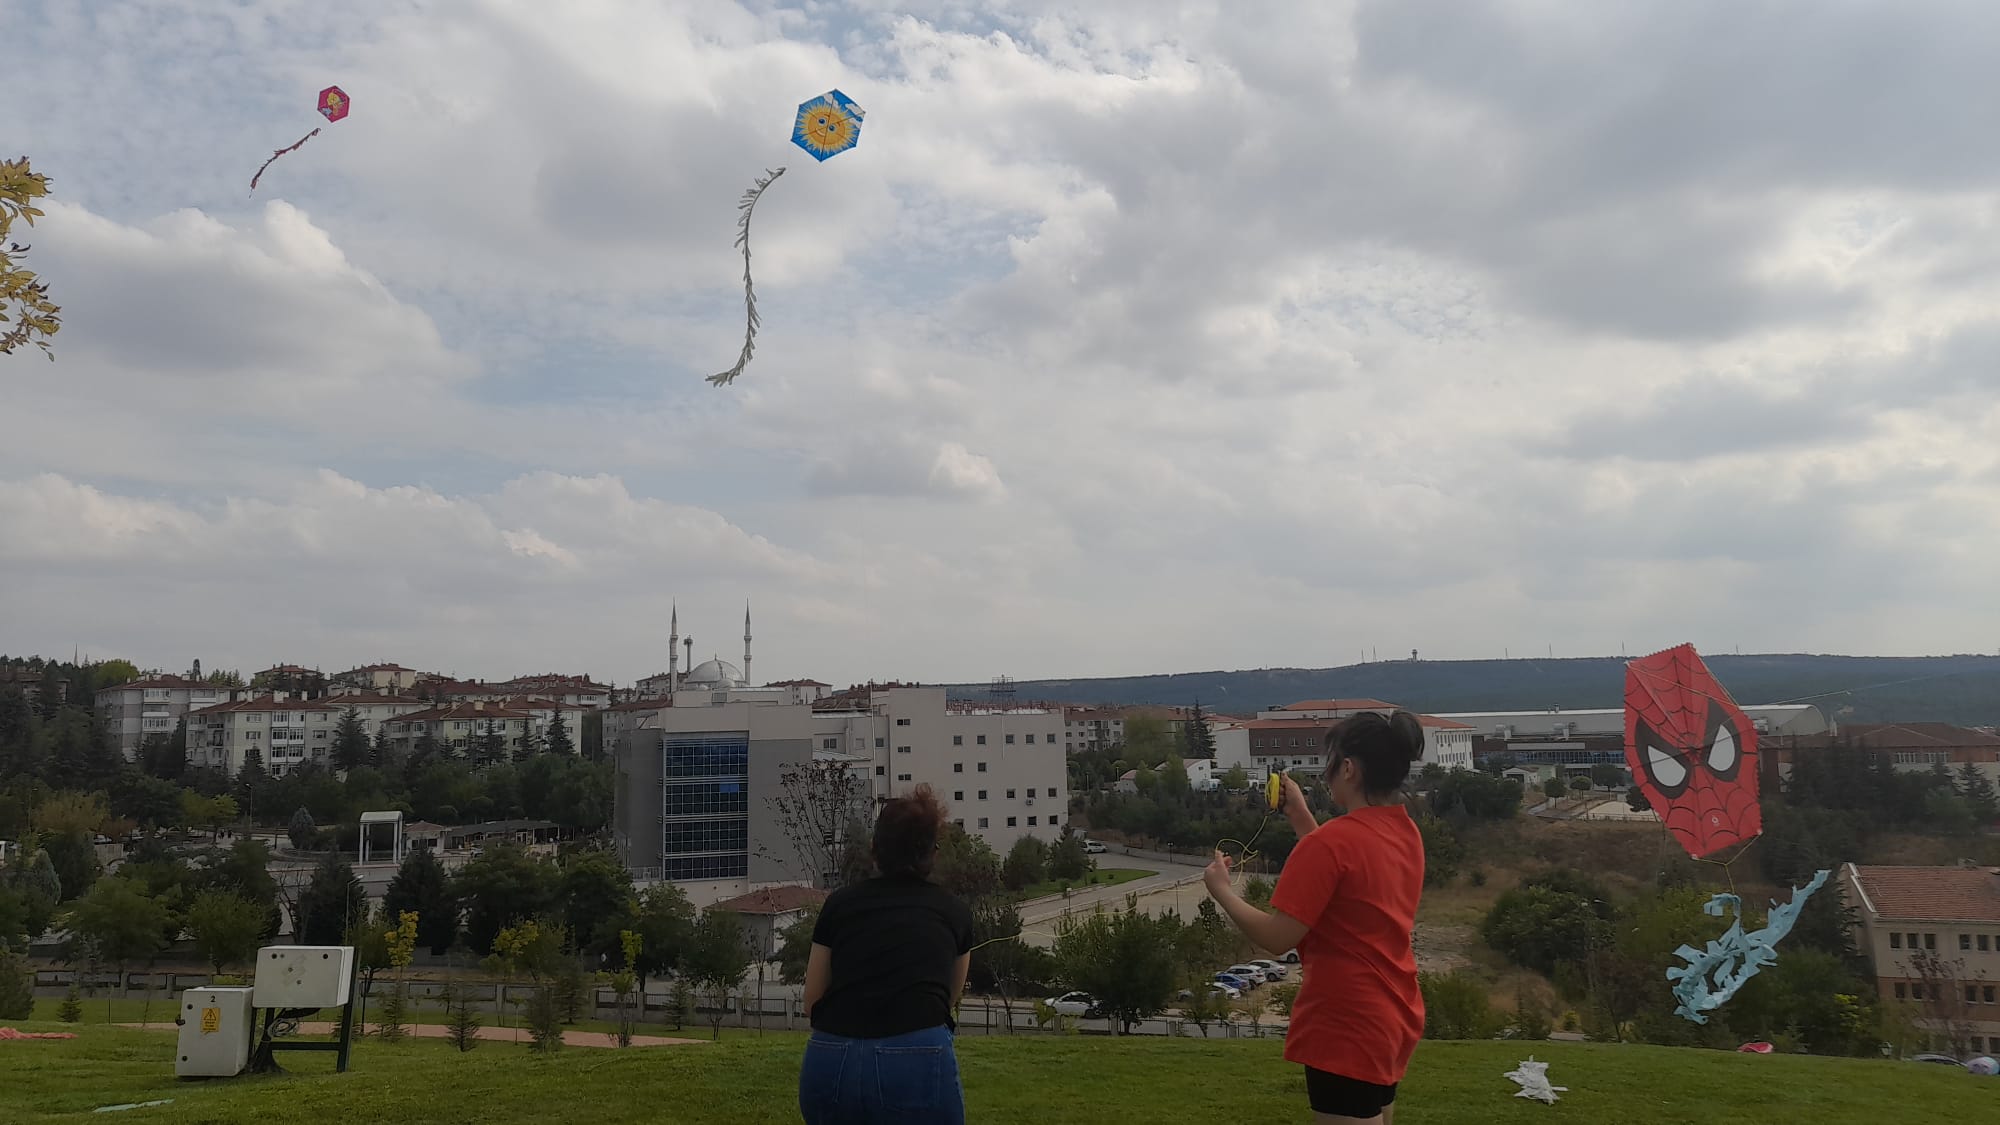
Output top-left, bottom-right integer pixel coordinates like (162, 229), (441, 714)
(796, 104), (857, 156)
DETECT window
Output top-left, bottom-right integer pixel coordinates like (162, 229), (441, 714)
(1049, 815), (1059, 826)
(978, 762), (987, 773)
(1028, 817), (1037, 826)
(1005, 734), (1016, 744)
(1048, 787), (1059, 797)
(1926, 933), (1937, 950)
(1006, 789), (1016, 799)
(1891, 933), (1903, 949)
(898, 745), (911, 754)
(1964, 934), (1974, 951)
(954, 763), (964, 773)
(978, 790), (988, 800)
(977, 735), (987, 745)
(875, 738), (885, 748)
(977, 817), (988, 829)
(875, 766), (885, 776)
(1007, 817), (1017, 827)
(1982, 935), (1992, 952)
(898, 773), (912, 782)
(896, 718), (911, 726)
(822, 738), (838, 750)
(1968, 986), (1980, 1004)
(954, 819), (964, 829)
(1907, 932), (1919, 948)
(1025, 734), (1035, 744)
(1894, 983), (1907, 1000)
(953, 735), (964, 746)
(1986, 986), (1997, 1005)
(954, 791), (964, 802)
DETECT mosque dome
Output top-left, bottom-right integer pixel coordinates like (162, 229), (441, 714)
(683, 658), (743, 689)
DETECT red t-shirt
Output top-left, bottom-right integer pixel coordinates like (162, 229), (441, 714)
(1269, 804), (1425, 1087)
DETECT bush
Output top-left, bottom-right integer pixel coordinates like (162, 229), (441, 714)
(1469, 868), (1488, 888)
(1513, 986), (1552, 1040)
(1268, 983), (1301, 1016)
(524, 983), (563, 1054)
(1418, 970), (1495, 1040)
(441, 977), (481, 1052)
(58, 982), (82, 1022)
(375, 980), (408, 1042)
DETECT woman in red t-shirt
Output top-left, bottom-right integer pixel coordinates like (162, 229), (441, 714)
(1204, 710), (1428, 1124)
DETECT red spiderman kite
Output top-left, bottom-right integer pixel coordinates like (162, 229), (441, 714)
(1625, 643), (1761, 860)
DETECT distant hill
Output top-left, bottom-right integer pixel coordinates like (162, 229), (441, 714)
(947, 653), (2000, 728)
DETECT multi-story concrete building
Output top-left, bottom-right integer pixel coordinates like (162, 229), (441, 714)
(612, 683), (1069, 907)
(1843, 863), (2000, 1056)
(495, 674), (613, 710)
(1211, 700), (1479, 776)
(330, 663), (422, 695)
(96, 674), (232, 758)
(185, 695), (344, 776)
(1062, 704), (1197, 754)
(1765, 723), (2000, 785)
(320, 692), (430, 734)
(383, 701), (535, 758)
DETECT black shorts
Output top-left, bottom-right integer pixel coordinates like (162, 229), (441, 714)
(1305, 1066), (1398, 1118)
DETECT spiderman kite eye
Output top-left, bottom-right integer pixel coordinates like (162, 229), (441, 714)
(1647, 742), (1688, 790)
(1708, 725), (1737, 774)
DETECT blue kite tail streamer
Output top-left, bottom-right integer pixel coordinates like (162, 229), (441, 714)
(1666, 868), (1831, 1023)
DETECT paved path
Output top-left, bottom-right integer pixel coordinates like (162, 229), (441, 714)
(1014, 850), (1206, 944)
(121, 1021), (705, 1048)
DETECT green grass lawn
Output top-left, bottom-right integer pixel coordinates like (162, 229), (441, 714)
(0, 1019), (1990, 1124)
(1016, 867), (1152, 901)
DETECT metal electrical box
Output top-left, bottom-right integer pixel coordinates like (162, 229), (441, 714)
(252, 945), (355, 1009)
(175, 987), (255, 1078)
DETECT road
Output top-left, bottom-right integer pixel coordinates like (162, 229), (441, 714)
(1013, 848), (1210, 946)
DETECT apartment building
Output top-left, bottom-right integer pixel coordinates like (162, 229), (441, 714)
(612, 683), (1068, 907)
(1763, 723), (2000, 785)
(383, 701), (536, 758)
(1061, 704), (1195, 754)
(1211, 700), (1479, 776)
(185, 696), (345, 776)
(1843, 863), (2000, 1056)
(330, 663), (422, 695)
(96, 675), (232, 757)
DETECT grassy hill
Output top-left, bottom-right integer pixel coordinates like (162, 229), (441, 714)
(950, 653), (2000, 726)
(3, 1021), (1991, 1123)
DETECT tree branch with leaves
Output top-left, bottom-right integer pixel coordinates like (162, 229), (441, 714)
(0, 157), (61, 359)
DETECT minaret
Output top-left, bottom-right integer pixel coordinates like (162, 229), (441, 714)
(743, 601), (753, 688)
(668, 602), (680, 692)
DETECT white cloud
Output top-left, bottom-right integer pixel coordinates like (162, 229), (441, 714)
(6, 0), (2000, 686)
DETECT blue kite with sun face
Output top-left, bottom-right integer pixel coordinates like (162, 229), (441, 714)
(791, 89), (865, 162)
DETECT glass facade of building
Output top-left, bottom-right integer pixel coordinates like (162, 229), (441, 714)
(658, 733), (751, 880)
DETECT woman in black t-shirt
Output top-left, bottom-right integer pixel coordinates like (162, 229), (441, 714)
(800, 785), (974, 1124)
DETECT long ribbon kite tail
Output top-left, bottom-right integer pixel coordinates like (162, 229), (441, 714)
(707, 166), (787, 387)
(249, 128), (322, 194)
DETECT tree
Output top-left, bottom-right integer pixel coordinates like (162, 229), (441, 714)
(1956, 763), (1999, 825)
(287, 807), (317, 851)
(292, 852), (366, 947)
(632, 883), (696, 986)
(1052, 899), (1181, 1034)
(1220, 765), (1249, 792)
(544, 711), (574, 757)
(512, 726), (543, 763)
(1589, 764), (1628, 790)
(57, 982), (82, 1022)
(237, 746), (268, 804)
(489, 920), (568, 1053)
(684, 907), (752, 1041)
(1184, 703), (1216, 759)
(0, 157), (62, 358)
(1568, 775), (1593, 795)
(1626, 785), (1651, 812)
(559, 849), (637, 959)
(441, 973), (482, 1051)
(1048, 830), (1092, 883)
(371, 727), (395, 773)
(472, 724), (508, 767)
(1415, 814), (1463, 888)
(1542, 777), (1568, 802)
(185, 890), (267, 976)
(776, 904), (819, 986)
(384, 847), (458, 955)
(375, 910), (419, 1043)
(1907, 946), (1980, 1059)
(1481, 881), (1613, 977)
(452, 842), (559, 954)
(1122, 717), (1173, 769)
(42, 710), (119, 791)
(0, 948), (32, 1019)
(1001, 836), (1050, 892)
(333, 709), (370, 772)
(67, 877), (172, 994)
(609, 929), (643, 1047)
(760, 758), (872, 889)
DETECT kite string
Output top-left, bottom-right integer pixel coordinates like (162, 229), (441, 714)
(708, 166), (786, 387)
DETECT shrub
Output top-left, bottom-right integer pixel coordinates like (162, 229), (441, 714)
(0, 950), (33, 1020)
(58, 982), (82, 1022)
(1418, 970), (1495, 1040)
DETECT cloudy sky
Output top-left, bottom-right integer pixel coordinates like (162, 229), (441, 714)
(5, 0), (2000, 688)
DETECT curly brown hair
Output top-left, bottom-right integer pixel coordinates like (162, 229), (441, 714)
(872, 784), (949, 879)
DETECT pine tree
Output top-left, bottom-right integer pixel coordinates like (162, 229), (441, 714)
(58, 981), (82, 1022)
(294, 852), (366, 946)
(383, 847), (458, 955)
(441, 975), (481, 1051)
(333, 708), (370, 772)
(1184, 702), (1216, 760)
(544, 711), (574, 757)
(0, 949), (33, 1019)
(1957, 763), (1999, 824)
(287, 808), (317, 851)
(237, 745), (268, 805)
(371, 727), (392, 770)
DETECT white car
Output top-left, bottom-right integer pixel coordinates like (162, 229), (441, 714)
(1225, 964), (1269, 986)
(1178, 983), (1240, 1002)
(1045, 991), (1099, 1018)
(1247, 959), (1289, 980)
(1082, 840), (1107, 854)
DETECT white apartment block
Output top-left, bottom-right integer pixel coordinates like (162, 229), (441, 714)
(1212, 700), (1479, 778)
(185, 697), (345, 776)
(96, 675), (232, 758)
(330, 663), (421, 694)
(1844, 863), (2000, 1056)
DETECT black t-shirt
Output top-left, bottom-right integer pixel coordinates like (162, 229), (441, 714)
(809, 875), (975, 1039)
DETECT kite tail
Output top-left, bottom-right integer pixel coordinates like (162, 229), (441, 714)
(707, 166), (787, 387)
(249, 128), (322, 194)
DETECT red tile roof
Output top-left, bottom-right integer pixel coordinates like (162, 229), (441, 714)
(392, 703), (537, 723)
(1237, 717), (1340, 731)
(100, 674), (211, 692)
(1847, 864), (2000, 924)
(712, 885), (830, 915)
(1841, 723), (2000, 749)
(327, 692), (426, 705)
(1418, 715), (1476, 730)
(189, 695), (342, 716)
(1279, 699), (1399, 712)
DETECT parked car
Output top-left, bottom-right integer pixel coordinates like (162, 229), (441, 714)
(1280, 949), (1301, 963)
(1214, 972), (1255, 993)
(1177, 983), (1240, 1002)
(1083, 840), (1108, 854)
(1226, 964), (1271, 986)
(1909, 1053), (1962, 1066)
(1247, 959), (1289, 980)
(1045, 991), (1100, 1018)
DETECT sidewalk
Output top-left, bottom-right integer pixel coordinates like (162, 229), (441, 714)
(120, 1021), (706, 1048)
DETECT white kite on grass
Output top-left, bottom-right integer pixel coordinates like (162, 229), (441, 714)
(1504, 1057), (1568, 1104)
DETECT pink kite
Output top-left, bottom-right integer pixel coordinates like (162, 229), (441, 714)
(250, 85), (351, 193)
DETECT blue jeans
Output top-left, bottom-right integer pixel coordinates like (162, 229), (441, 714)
(798, 1025), (964, 1124)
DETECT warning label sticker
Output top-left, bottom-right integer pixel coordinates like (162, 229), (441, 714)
(200, 1007), (220, 1034)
